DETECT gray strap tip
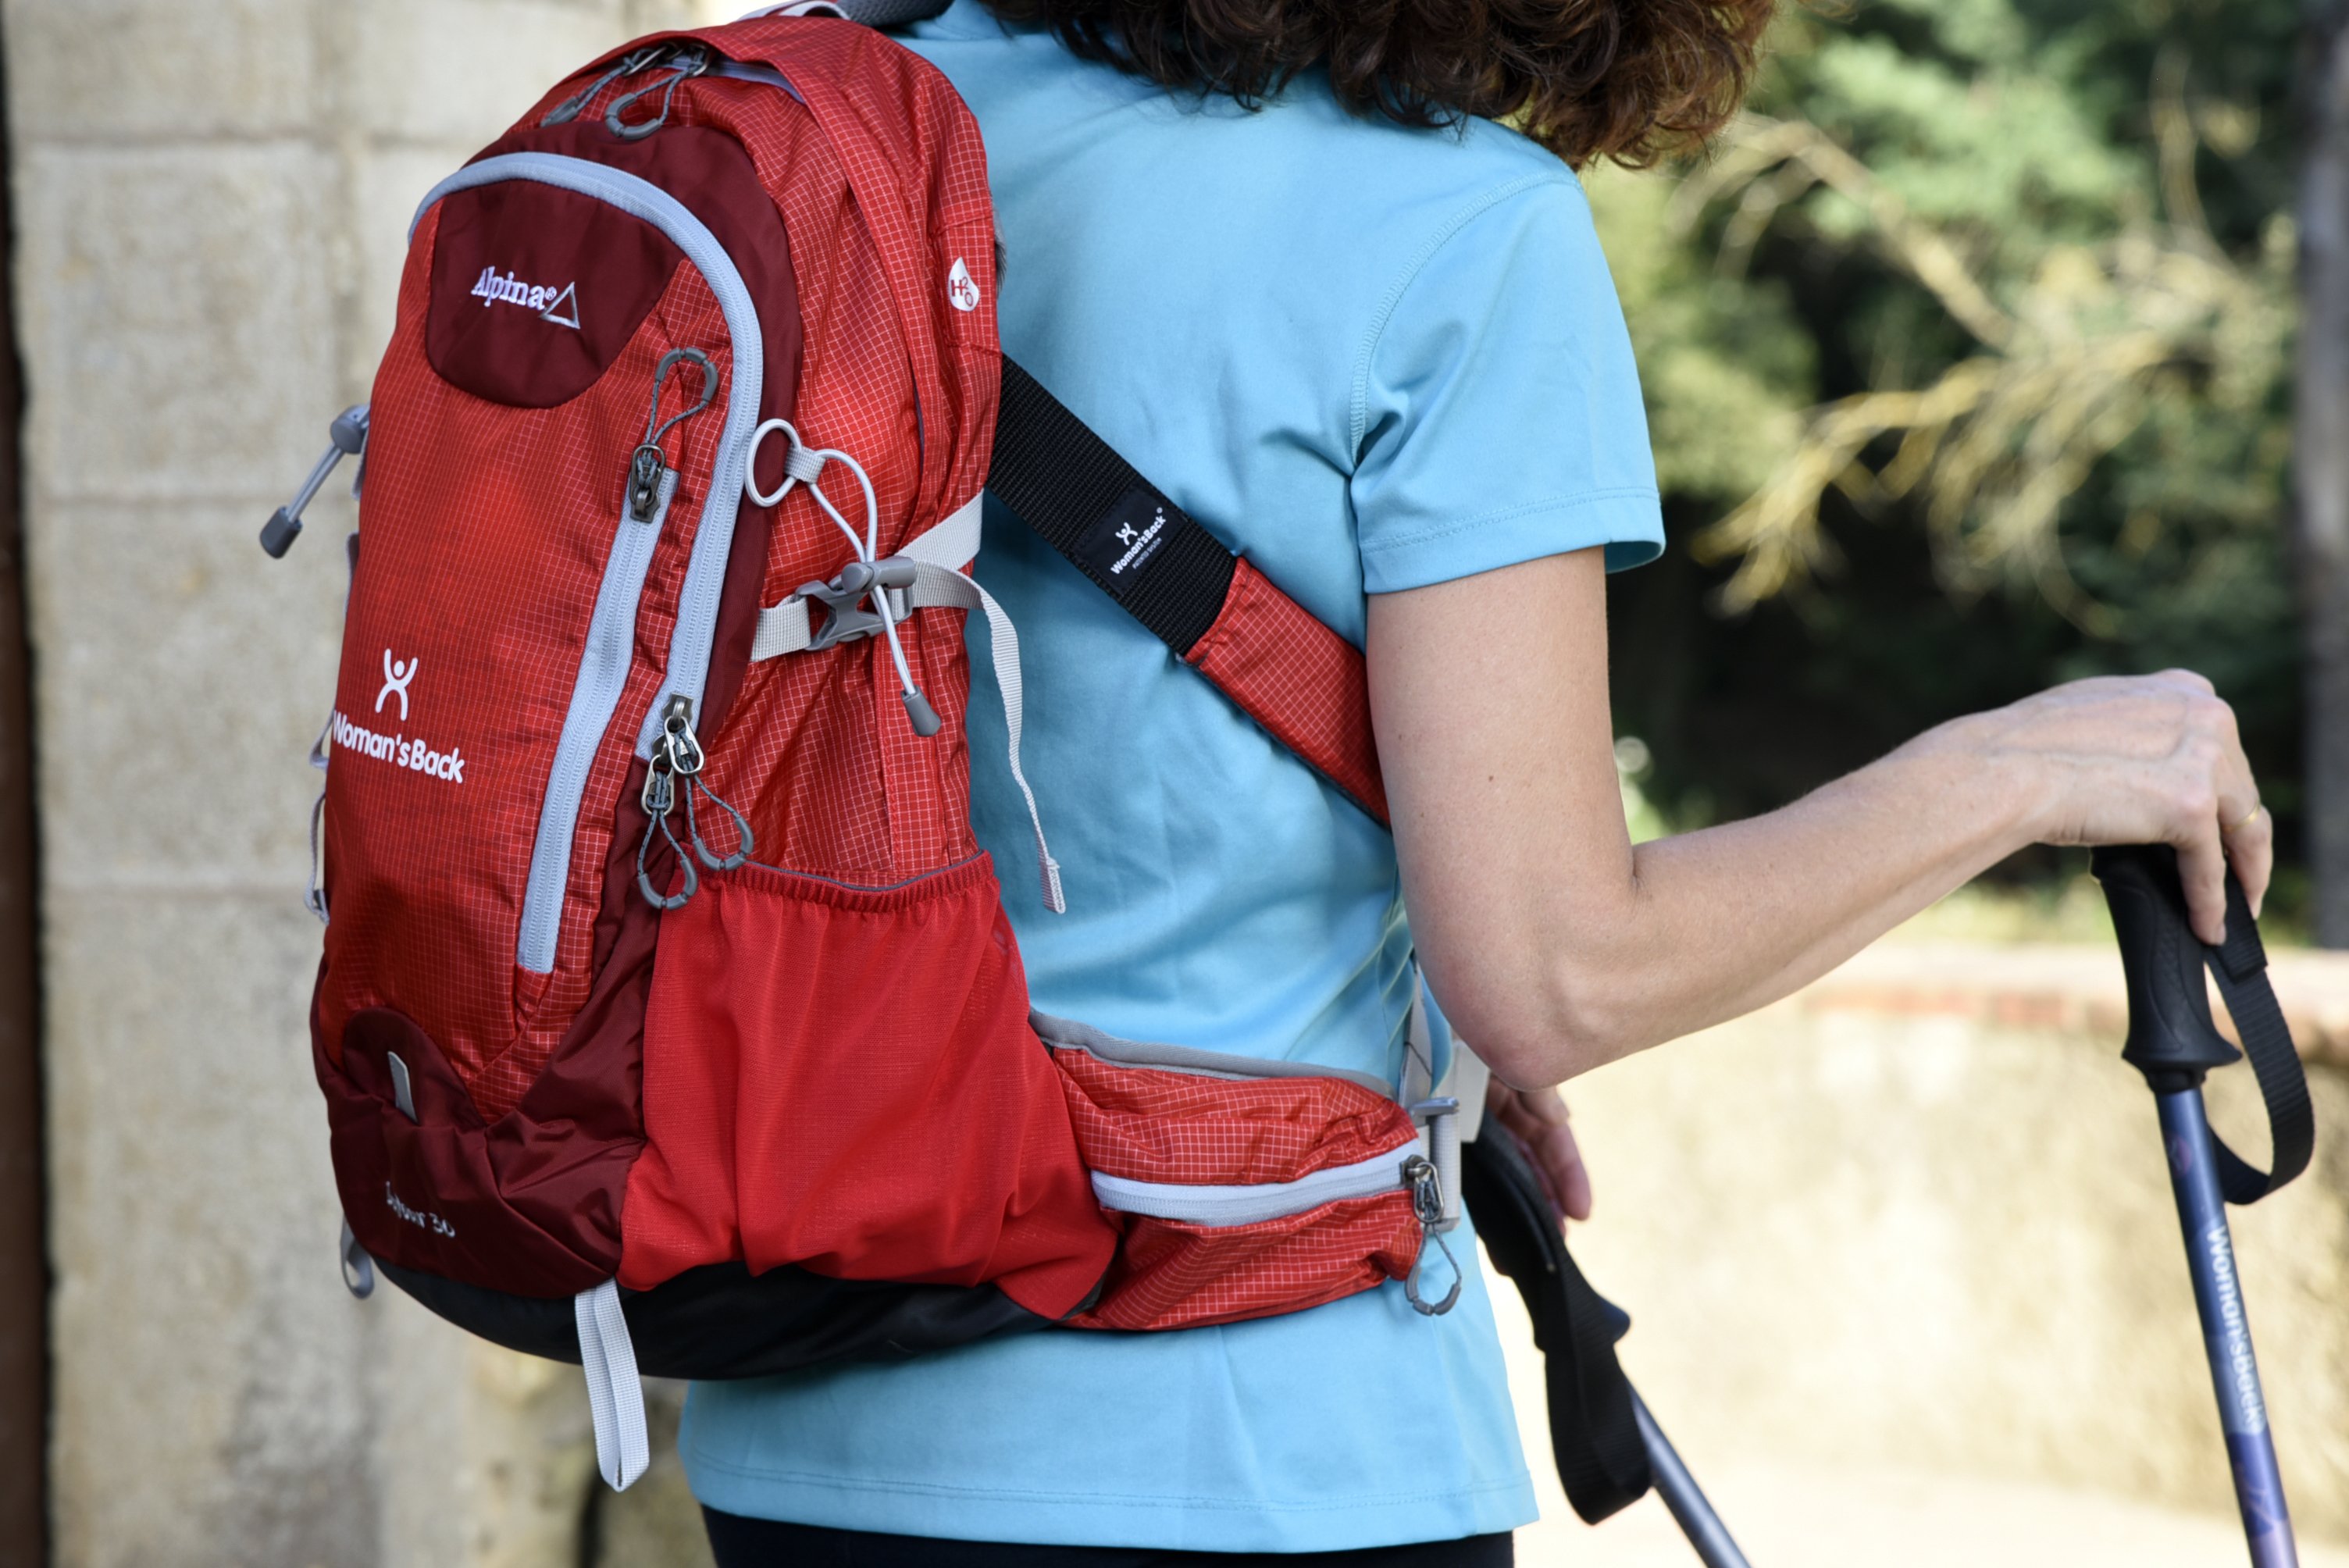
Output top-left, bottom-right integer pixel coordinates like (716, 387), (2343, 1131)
(260, 508), (301, 558)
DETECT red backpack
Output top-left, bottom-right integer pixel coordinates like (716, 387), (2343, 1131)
(266, 9), (1481, 1491)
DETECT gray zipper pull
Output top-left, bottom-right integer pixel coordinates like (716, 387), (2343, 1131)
(262, 404), (369, 558)
(634, 695), (752, 907)
(634, 732), (696, 911)
(1402, 1154), (1463, 1317)
(629, 350), (716, 523)
(655, 694), (705, 779)
(628, 445), (667, 523)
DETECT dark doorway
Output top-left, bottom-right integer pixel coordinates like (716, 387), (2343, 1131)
(0, 10), (47, 1563)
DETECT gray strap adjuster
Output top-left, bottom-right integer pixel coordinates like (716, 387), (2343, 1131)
(1410, 1096), (1464, 1234)
(800, 557), (916, 652)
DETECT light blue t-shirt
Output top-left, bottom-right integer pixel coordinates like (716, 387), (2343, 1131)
(681, 2), (1663, 1550)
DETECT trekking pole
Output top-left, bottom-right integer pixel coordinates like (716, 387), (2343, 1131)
(1461, 1125), (1755, 1566)
(1634, 1389), (1752, 1568)
(2092, 846), (2315, 1568)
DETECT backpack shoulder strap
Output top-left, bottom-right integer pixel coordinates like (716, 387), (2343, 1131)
(989, 359), (1389, 825)
(990, 362), (1663, 1521)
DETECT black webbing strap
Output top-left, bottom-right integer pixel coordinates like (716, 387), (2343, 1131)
(990, 358), (1236, 657)
(2096, 847), (2315, 1205)
(2208, 875), (2315, 1204)
(1460, 1121), (1652, 1523)
(811, 0), (955, 23)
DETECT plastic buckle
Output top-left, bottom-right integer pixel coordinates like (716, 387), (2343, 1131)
(799, 557), (916, 652)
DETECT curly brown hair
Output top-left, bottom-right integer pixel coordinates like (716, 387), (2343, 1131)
(978, 0), (1777, 168)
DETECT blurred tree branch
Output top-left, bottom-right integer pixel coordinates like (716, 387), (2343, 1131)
(1681, 102), (2290, 625)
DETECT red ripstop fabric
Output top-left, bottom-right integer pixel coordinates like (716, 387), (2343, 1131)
(1184, 558), (1389, 826)
(309, 14), (1431, 1345)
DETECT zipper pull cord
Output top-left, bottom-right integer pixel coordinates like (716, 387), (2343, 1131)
(681, 774), (754, 873)
(630, 348), (716, 523)
(633, 696), (753, 909)
(660, 700), (754, 874)
(1402, 1155), (1463, 1317)
(634, 757), (698, 911)
(745, 419), (939, 735)
(543, 43), (672, 127)
(606, 47), (711, 141)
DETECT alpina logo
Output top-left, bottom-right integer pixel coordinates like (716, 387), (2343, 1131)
(470, 265), (582, 330)
(946, 257), (980, 313)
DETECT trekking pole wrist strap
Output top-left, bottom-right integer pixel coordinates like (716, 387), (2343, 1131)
(2206, 875), (2314, 1202)
(2094, 846), (2314, 1204)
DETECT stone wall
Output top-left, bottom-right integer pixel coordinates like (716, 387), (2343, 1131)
(5, 5), (727, 1563)
(1556, 942), (2349, 1552)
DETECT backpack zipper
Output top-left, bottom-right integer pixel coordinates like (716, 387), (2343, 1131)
(1086, 1141), (1422, 1228)
(412, 155), (768, 974)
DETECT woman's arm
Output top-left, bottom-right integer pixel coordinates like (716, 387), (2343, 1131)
(1370, 547), (2274, 1089)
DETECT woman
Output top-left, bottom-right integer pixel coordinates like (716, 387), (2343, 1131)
(688, 2), (2272, 1561)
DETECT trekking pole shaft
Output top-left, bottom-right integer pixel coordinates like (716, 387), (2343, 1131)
(1632, 1390), (1752, 1568)
(2156, 1088), (2298, 1568)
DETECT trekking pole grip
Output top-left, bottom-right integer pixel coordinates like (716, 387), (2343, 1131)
(2091, 844), (2313, 1204)
(2091, 845), (2243, 1090)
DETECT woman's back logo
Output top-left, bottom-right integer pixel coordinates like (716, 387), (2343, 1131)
(376, 650), (419, 721)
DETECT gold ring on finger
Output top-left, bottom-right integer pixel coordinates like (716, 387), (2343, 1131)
(2225, 801), (2263, 835)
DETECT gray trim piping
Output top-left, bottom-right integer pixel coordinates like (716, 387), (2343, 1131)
(411, 154), (767, 974)
(1030, 1010), (1395, 1099)
(1089, 1144), (1417, 1228)
(514, 467), (674, 971)
(705, 58), (803, 102)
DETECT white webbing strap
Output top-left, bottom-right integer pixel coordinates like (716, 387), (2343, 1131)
(743, 493), (1063, 912)
(750, 492), (983, 661)
(1401, 982), (1436, 1107)
(576, 1281), (650, 1491)
(909, 559), (1064, 913)
(1420, 1103), (1463, 1235)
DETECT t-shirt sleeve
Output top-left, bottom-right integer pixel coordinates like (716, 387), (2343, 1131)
(1350, 174), (1663, 594)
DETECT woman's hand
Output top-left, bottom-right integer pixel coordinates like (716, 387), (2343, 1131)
(1485, 1079), (1592, 1224)
(1917, 670), (2272, 946)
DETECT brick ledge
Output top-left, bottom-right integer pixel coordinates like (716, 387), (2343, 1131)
(1792, 942), (2349, 1069)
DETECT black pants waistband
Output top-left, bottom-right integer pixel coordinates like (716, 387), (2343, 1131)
(700, 1509), (1514, 1568)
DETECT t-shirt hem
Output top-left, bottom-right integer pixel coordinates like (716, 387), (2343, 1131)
(683, 1449), (1541, 1553)
(1361, 487), (1664, 594)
